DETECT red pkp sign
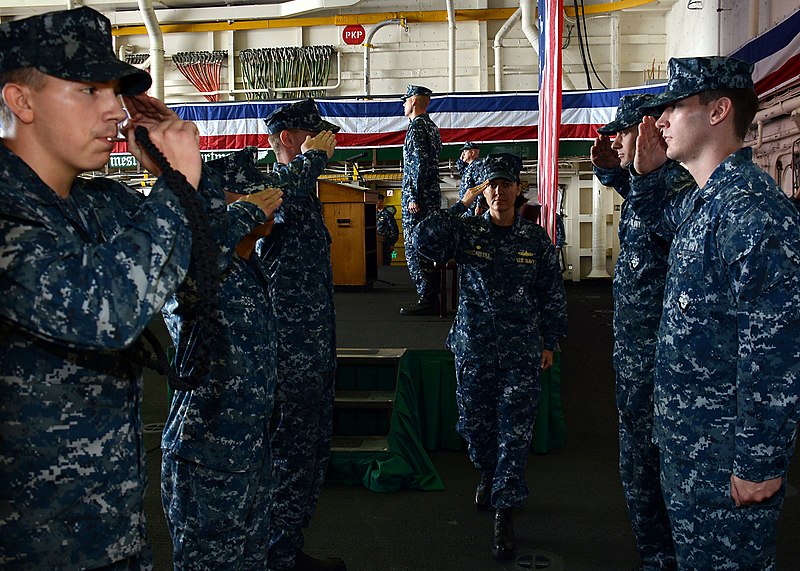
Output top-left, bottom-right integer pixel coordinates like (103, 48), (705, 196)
(342, 24), (366, 45)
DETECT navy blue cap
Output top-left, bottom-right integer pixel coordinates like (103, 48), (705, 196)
(597, 94), (656, 135)
(0, 7), (151, 95)
(401, 84), (433, 100)
(479, 153), (523, 182)
(460, 142), (479, 151)
(265, 98), (341, 135)
(639, 56), (755, 113)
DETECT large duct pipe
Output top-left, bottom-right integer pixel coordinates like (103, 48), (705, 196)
(520, 0), (576, 90)
(587, 178), (611, 278)
(137, 0), (165, 99)
(519, 0), (538, 57)
(493, 8), (521, 92)
(609, 13), (620, 88)
(446, 0), (456, 93)
(364, 18), (407, 97)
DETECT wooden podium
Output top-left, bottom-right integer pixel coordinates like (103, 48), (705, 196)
(318, 180), (379, 287)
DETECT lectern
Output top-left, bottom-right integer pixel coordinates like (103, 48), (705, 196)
(318, 180), (379, 287)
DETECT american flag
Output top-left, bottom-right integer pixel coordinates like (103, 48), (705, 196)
(537, 0), (564, 244)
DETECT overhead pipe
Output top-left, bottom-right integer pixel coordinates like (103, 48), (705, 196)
(446, 0), (456, 93)
(519, 0), (576, 90)
(363, 18), (407, 97)
(137, 0), (165, 99)
(111, 0), (364, 26)
(493, 8), (521, 92)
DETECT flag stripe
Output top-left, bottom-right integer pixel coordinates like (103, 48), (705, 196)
(538, 0), (563, 243)
(730, 7), (800, 96)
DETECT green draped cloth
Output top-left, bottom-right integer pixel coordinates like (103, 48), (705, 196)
(327, 350), (564, 493)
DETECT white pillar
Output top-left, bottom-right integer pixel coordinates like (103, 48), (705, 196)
(587, 178), (611, 278)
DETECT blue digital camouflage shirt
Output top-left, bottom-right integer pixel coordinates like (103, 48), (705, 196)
(162, 151), (289, 472)
(376, 207), (399, 245)
(595, 164), (671, 358)
(402, 114), (442, 212)
(256, 149), (335, 375)
(415, 202), (568, 368)
(629, 148), (800, 481)
(457, 158), (483, 202)
(0, 143), (192, 569)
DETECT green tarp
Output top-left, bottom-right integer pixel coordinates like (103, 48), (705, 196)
(327, 350), (565, 493)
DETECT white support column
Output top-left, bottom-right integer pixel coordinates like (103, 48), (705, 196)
(587, 177), (611, 278)
(609, 13), (620, 89)
(227, 30), (235, 102)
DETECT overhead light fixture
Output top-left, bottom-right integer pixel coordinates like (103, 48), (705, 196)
(688, 0), (703, 9)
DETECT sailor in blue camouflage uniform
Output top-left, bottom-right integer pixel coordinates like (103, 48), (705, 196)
(415, 153), (567, 561)
(399, 85), (443, 315)
(592, 93), (682, 571)
(256, 99), (346, 571)
(160, 143), (328, 571)
(376, 193), (399, 264)
(629, 56), (800, 570)
(456, 142), (483, 204)
(0, 7), (209, 570)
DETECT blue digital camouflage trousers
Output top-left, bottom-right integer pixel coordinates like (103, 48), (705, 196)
(455, 357), (541, 508)
(617, 376), (676, 571)
(268, 369), (336, 570)
(402, 209), (441, 303)
(660, 452), (784, 570)
(96, 552), (153, 571)
(161, 450), (272, 571)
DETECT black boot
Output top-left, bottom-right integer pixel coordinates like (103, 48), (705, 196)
(291, 550), (347, 571)
(491, 508), (515, 560)
(399, 298), (439, 316)
(474, 473), (492, 511)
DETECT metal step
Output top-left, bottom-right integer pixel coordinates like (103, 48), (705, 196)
(336, 347), (407, 365)
(334, 390), (395, 409)
(330, 435), (390, 453)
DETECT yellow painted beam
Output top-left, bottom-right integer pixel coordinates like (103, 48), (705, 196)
(112, 1), (657, 37)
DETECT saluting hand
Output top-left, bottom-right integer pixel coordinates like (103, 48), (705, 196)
(633, 116), (668, 176)
(236, 187), (284, 220)
(122, 94), (203, 189)
(590, 134), (620, 170)
(462, 180), (488, 208)
(301, 130), (337, 159)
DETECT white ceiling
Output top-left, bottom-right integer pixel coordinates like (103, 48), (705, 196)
(0, 0), (361, 19)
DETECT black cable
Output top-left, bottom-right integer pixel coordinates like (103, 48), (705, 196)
(134, 125), (221, 392)
(562, 24), (574, 50)
(572, 0), (593, 89)
(581, 0), (608, 89)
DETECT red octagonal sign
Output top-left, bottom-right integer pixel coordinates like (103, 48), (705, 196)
(342, 24), (366, 45)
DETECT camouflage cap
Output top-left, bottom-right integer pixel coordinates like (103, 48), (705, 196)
(205, 147), (279, 195)
(0, 7), (152, 96)
(264, 98), (341, 135)
(480, 153), (523, 182)
(460, 142), (479, 151)
(401, 84), (433, 100)
(597, 93), (656, 135)
(639, 56), (754, 113)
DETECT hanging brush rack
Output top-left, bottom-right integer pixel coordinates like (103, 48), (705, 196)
(240, 45), (335, 100)
(173, 51), (227, 102)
